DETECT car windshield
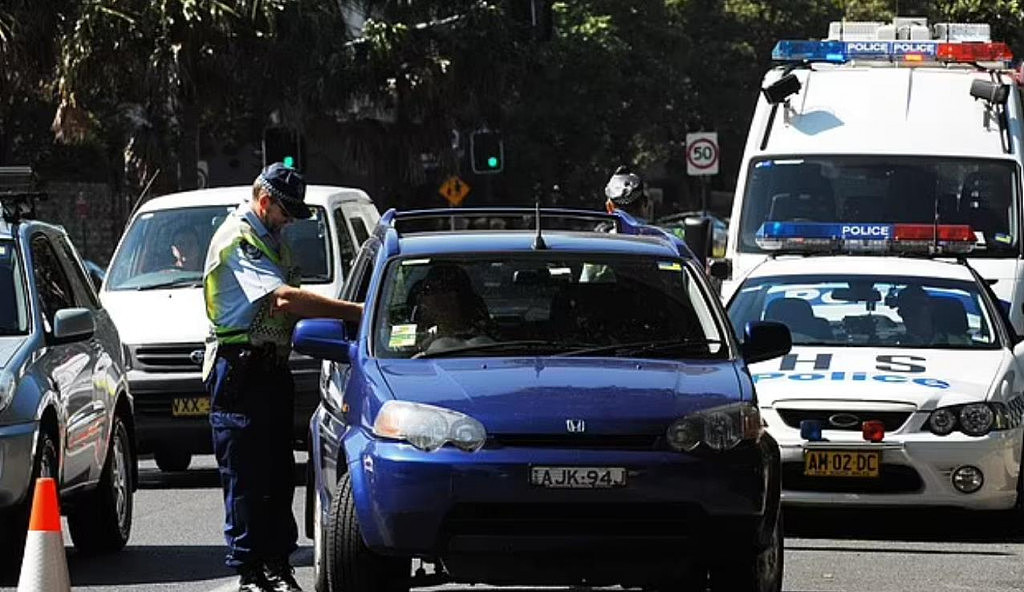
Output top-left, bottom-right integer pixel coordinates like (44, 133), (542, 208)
(728, 274), (999, 349)
(374, 254), (726, 359)
(738, 156), (1019, 257)
(106, 204), (332, 290)
(0, 240), (29, 335)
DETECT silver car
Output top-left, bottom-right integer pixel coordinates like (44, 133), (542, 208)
(0, 198), (135, 574)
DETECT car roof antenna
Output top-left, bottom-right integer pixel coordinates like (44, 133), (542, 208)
(532, 200), (547, 250)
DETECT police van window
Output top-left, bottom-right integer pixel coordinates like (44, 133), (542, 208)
(55, 236), (101, 310)
(728, 274), (999, 349)
(281, 206), (333, 284)
(0, 240), (29, 335)
(106, 205), (233, 291)
(350, 217), (370, 247)
(738, 156), (1019, 257)
(373, 254), (725, 359)
(332, 208), (358, 276)
(30, 235), (75, 331)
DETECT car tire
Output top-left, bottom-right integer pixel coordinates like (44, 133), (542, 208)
(326, 472), (410, 592)
(154, 449), (191, 472)
(67, 415), (134, 553)
(709, 513), (783, 592)
(312, 482), (328, 592)
(0, 429), (58, 580)
(1006, 443), (1024, 532)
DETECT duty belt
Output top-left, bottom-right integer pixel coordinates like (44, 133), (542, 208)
(217, 342), (290, 365)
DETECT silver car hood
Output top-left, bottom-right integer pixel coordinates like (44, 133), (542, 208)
(0, 336), (27, 370)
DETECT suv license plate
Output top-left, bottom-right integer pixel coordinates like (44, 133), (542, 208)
(172, 397), (210, 417)
(804, 450), (880, 478)
(530, 466), (626, 489)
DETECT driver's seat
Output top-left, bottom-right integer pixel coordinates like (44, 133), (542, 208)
(764, 298), (831, 341)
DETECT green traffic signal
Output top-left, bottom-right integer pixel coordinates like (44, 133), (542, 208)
(487, 156), (499, 168)
(282, 156), (295, 168)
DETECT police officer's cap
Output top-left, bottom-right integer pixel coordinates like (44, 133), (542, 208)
(604, 165), (645, 206)
(257, 162), (311, 219)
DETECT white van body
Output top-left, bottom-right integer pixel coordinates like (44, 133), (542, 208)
(724, 36), (1024, 330)
(100, 185), (379, 470)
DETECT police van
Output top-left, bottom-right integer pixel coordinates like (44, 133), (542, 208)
(721, 17), (1024, 330)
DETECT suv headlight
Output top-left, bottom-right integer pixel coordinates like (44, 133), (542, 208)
(372, 400), (487, 452)
(0, 369), (16, 413)
(666, 402), (762, 452)
(926, 402), (1009, 437)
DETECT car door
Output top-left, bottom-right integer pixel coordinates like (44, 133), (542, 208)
(54, 234), (119, 482)
(28, 233), (98, 487)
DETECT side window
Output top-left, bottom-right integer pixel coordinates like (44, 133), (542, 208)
(333, 208), (358, 277)
(342, 249), (371, 302)
(30, 235), (76, 331)
(350, 217), (370, 247)
(55, 236), (101, 309)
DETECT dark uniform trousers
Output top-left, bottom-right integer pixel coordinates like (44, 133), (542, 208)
(205, 344), (298, 569)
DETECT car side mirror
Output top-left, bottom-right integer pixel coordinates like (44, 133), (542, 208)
(51, 308), (96, 344)
(682, 216), (713, 266)
(708, 258), (732, 281)
(293, 319), (353, 363)
(742, 321), (791, 364)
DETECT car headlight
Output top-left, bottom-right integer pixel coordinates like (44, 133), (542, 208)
(372, 400), (487, 452)
(666, 402), (761, 452)
(927, 408), (957, 435)
(0, 369), (15, 413)
(959, 403), (995, 436)
(927, 403), (1008, 437)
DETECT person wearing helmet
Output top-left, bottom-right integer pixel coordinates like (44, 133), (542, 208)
(604, 165), (650, 221)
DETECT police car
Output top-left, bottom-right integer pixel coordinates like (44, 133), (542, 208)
(295, 207), (789, 592)
(727, 221), (1024, 515)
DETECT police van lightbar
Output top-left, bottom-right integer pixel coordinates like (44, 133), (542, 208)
(772, 40), (1013, 65)
(755, 222), (976, 254)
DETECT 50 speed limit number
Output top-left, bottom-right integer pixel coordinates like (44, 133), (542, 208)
(686, 132), (719, 176)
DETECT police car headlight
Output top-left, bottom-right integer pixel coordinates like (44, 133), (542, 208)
(959, 403), (995, 437)
(667, 402), (761, 452)
(927, 408), (958, 436)
(372, 401), (487, 452)
(0, 369), (14, 413)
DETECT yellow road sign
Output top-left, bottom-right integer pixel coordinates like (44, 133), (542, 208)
(439, 175), (471, 206)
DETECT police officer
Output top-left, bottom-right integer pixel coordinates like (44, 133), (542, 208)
(202, 163), (362, 592)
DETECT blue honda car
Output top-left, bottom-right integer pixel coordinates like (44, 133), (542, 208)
(296, 208), (790, 592)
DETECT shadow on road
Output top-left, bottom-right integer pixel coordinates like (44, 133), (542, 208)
(785, 506), (1024, 545)
(138, 462), (308, 490)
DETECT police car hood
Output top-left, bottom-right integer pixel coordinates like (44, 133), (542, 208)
(100, 288), (209, 345)
(749, 346), (1004, 410)
(377, 357), (745, 434)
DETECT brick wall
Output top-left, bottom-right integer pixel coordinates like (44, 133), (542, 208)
(33, 182), (130, 266)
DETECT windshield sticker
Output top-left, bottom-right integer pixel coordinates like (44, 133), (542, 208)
(658, 261), (682, 272)
(995, 233), (1012, 245)
(389, 324), (418, 348)
(401, 259), (430, 266)
(0, 245), (7, 257)
(549, 267), (572, 276)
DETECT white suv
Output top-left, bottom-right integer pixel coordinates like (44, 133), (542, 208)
(100, 185), (378, 471)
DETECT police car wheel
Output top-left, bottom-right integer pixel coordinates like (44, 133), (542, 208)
(68, 416), (134, 553)
(708, 513), (783, 592)
(326, 472), (410, 592)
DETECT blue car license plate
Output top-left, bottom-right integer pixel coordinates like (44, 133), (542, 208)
(530, 466), (627, 489)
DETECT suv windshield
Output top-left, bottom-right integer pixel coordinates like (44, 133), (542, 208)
(738, 156), (1019, 257)
(106, 204), (333, 290)
(0, 240), (28, 335)
(374, 254), (726, 359)
(729, 274), (999, 349)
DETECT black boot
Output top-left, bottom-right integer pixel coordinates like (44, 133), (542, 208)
(238, 564), (273, 592)
(264, 558), (302, 592)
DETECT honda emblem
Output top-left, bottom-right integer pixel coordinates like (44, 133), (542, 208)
(565, 419), (586, 433)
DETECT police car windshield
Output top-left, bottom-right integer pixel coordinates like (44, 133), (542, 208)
(728, 274), (1000, 349)
(739, 156), (1018, 257)
(106, 205), (332, 291)
(374, 254), (726, 359)
(0, 240), (29, 335)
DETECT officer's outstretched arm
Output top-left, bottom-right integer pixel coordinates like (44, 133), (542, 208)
(272, 285), (363, 322)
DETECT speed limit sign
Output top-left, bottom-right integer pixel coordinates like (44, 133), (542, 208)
(686, 132), (719, 176)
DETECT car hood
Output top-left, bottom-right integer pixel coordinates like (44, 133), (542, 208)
(749, 346), (1004, 410)
(0, 336), (27, 370)
(101, 288), (209, 345)
(376, 357), (743, 434)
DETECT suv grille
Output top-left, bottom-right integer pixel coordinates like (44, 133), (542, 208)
(132, 343), (205, 373)
(777, 409), (911, 432)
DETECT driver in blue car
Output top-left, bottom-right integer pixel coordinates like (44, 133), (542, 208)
(414, 264), (494, 354)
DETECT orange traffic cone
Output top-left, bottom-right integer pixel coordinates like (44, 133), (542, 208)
(16, 477), (70, 591)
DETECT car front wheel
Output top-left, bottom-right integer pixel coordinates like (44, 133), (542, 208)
(326, 472), (410, 592)
(0, 429), (58, 580)
(710, 513), (783, 592)
(68, 415), (134, 553)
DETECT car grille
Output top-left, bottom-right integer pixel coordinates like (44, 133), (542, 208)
(132, 343), (205, 373)
(776, 409), (912, 432)
(443, 503), (703, 538)
(782, 462), (923, 493)
(490, 434), (662, 451)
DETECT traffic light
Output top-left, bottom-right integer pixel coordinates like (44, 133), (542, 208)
(470, 130), (504, 174)
(262, 126), (304, 171)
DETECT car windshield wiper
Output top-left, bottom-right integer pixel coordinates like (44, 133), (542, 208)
(135, 278), (203, 290)
(554, 338), (724, 358)
(412, 340), (598, 359)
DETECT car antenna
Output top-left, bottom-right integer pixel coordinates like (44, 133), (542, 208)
(532, 200), (547, 250)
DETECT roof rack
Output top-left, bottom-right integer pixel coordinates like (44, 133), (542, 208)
(0, 166), (44, 225)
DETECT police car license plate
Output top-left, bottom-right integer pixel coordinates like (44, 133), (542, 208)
(172, 397), (210, 417)
(530, 466), (626, 489)
(804, 450), (880, 478)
